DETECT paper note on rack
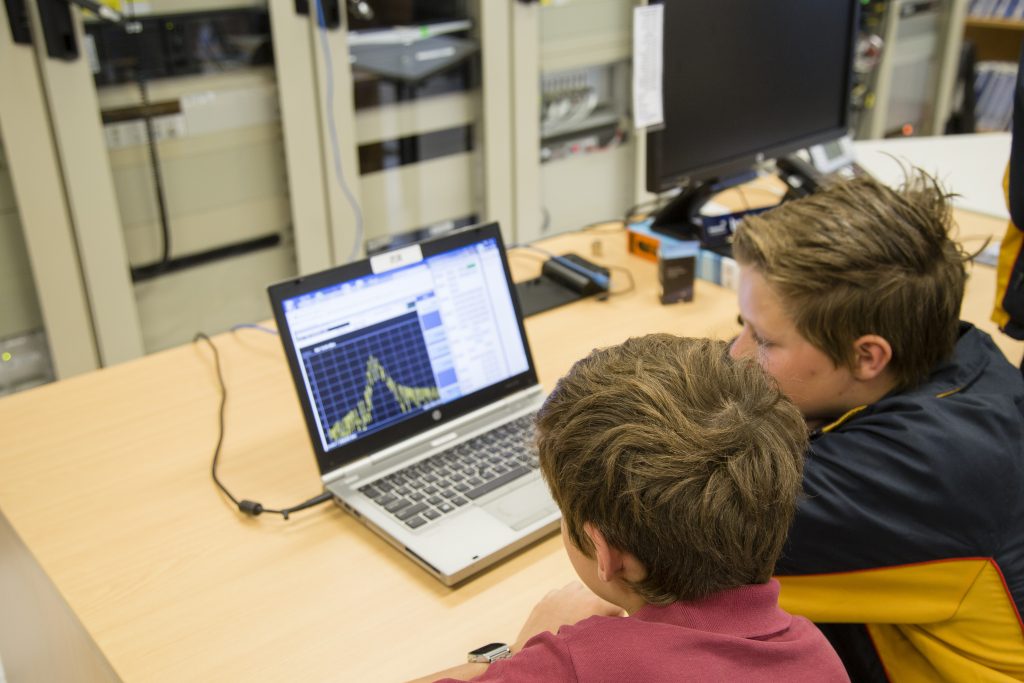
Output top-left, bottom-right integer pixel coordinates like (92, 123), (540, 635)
(632, 4), (664, 129)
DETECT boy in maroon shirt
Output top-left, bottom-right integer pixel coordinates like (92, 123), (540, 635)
(414, 335), (847, 682)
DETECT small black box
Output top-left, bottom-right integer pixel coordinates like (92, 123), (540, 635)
(658, 244), (697, 304)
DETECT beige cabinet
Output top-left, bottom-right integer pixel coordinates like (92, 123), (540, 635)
(512, 0), (641, 244)
(0, 0), (646, 385)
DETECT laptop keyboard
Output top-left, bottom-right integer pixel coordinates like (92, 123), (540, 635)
(358, 414), (540, 529)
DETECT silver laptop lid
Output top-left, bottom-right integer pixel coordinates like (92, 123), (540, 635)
(268, 223), (539, 476)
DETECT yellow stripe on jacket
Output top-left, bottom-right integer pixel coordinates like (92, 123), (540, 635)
(778, 558), (1024, 681)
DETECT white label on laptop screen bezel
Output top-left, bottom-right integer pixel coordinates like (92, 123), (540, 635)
(369, 243), (423, 274)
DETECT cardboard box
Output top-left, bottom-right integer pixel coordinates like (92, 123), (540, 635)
(627, 220), (739, 292)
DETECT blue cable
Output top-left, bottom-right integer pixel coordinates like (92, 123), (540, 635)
(311, 0), (365, 264)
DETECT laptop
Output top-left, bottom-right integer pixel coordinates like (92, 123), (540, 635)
(268, 222), (560, 585)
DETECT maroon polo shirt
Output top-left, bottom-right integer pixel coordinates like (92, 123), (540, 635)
(439, 580), (847, 682)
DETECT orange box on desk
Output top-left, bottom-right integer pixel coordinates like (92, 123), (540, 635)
(627, 227), (662, 262)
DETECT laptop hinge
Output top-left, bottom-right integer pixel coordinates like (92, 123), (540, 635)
(323, 385), (544, 488)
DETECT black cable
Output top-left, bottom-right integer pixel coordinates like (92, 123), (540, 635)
(603, 264), (635, 298)
(731, 185), (752, 211)
(505, 250), (547, 266)
(125, 11), (258, 281)
(507, 242), (556, 259)
(125, 3), (172, 279)
(580, 219), (627, 234)
(193, 332), (333, 520)
(623, 195), (669, 223)
(139, 74), (172, 268)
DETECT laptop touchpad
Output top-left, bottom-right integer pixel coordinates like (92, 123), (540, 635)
(481, 477), (558, 531)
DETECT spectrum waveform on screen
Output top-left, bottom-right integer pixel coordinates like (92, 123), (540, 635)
(328, 355), (439, 440)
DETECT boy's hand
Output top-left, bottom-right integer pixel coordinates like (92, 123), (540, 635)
(512, 581), (624, 653)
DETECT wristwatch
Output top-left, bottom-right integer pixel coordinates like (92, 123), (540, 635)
(467, 642), (512, 664)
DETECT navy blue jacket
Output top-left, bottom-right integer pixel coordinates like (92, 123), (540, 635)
(776, 323), (1024, 680)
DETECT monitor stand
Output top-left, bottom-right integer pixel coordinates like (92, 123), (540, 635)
(649, 172), (754, 249)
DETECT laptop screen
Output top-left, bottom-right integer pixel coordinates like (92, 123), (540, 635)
(269, 224), (538, 474)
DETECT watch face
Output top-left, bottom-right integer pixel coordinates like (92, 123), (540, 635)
(469, 643), (506, 657)
(468, 642), (510, 663)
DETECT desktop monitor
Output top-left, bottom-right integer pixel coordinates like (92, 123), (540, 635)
(646, 0), (858, 240)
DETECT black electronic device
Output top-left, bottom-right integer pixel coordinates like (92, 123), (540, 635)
(84, 8), (272, 86)
(5, 0), (32, 44)
(645, 0), (858, 242)
(543, 254), (609, 295)
(515, 253), (610, 317)
(37, 0), (76, 59)
(775, 154), (826, 200)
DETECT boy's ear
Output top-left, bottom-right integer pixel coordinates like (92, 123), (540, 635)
(582, 523), (645, 583)
(582, 522), (618, 582)
(850, 334), (893, 381)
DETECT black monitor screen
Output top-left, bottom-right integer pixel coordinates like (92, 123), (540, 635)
(646, 1), (857, 191)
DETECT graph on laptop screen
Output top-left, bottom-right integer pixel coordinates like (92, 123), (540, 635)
(280, 237), (529, 452)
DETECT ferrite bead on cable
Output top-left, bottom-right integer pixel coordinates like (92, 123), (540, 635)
(239, 500), (264, 516)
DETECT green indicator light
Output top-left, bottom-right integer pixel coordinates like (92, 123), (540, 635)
(1, 352), (11, 362)
(420, 25), (429, 37)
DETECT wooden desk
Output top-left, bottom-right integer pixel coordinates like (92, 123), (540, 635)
(1, 212), (1020, 683)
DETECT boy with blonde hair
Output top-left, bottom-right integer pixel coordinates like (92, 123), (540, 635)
(415, 335), (846, 682)
(730, 172), (1024, 680)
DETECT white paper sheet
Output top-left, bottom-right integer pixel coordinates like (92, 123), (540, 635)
(632, 4), (664, 129)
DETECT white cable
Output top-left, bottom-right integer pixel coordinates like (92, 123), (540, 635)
(312, 0), (365, 263)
